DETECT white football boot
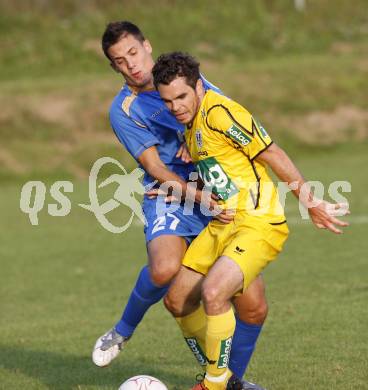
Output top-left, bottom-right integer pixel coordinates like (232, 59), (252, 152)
(92, 328), (129, 367)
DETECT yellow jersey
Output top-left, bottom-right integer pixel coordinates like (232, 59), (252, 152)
(185, 89), (285, 222)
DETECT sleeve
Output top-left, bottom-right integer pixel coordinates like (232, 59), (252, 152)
(206, 103), (272, 160)
(109, 106), (160, 160)
(200, 74), (223, 95)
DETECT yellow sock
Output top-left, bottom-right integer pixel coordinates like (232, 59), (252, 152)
(175, 304), (207, 367)
(204, 308), (235, 390)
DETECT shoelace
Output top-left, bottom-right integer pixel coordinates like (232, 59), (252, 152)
(100, 330), (122, 350)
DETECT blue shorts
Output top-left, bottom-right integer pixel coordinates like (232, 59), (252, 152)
(143, 196), (211, 243)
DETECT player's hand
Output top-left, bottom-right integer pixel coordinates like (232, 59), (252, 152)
(213, 208), (236, 223)
(145, 188), (167, 199)
(199, 191), (235, 224)
(176, 143), (192, 163)
(146, 188), (159, 199)
(145, 188), (182, 203)
(308, 200), (350, 234)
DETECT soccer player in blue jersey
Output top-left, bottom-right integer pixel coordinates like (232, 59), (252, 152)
(92, 21), (267, 390)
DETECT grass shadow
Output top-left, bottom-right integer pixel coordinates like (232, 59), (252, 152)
(0, 344), (190, 389)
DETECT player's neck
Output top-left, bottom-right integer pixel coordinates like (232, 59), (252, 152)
(194, 89), (206, 118)
(198, 87), (206, 105)
(128, 79), (155, 94)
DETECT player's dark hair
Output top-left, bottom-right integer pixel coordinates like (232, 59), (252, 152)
(152, 52), (200, 90)
(102, 21), (145, 60)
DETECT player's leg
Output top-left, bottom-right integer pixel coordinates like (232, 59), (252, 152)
(200, 256), (244, 390)
(92, 234), (187, 367)
(172, 221), (244, 387)
(220, 221), (288, 389)
(233, 275), (267, 325)
(229, 276), (268, 379)
(115, 235), (186, 337)
(166, 250), (267, 389)
(164, 265), (208, 367)
(147, 234), (188, 286)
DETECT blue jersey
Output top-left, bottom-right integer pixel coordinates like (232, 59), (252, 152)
(109, 75), (221, 186)
(109, 75), (221, 241)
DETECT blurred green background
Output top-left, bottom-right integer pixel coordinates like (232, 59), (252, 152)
(1, 0), (367, 181)
(1, 1), (367, 389)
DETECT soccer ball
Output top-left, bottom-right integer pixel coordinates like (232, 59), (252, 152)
(118, 375), (168, 390)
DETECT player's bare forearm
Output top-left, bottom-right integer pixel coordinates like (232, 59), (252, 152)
(256, 143), (311, 205)
(138, 146), (194, 198)
(257, 143), (349, 234)
(139, 146), (232, 222)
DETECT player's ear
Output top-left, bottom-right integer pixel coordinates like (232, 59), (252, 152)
(195, 78), (204, 97)
(143, 39), (152, 54)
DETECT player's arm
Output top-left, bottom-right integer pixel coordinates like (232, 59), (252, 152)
(206, 103), (349, 232)
(256, 143), (350, 234)
(138, 145), (192, 193)
(110, 106), (231, 222)
(140, 146), (233, 223)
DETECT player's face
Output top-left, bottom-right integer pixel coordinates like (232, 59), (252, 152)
(158, 77), (204, 125)
(108, 34), (155, 92)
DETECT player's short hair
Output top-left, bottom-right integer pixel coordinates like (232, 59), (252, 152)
(152, 52), (200, 90)
(102, 21), (145, 60)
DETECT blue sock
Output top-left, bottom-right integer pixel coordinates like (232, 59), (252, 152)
(229, 317), (263, 378)
(115, 265), (169, 338)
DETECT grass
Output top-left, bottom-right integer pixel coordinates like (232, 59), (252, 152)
(0, 1), (367, 388)
(1, 45), (367, 181)
(1, 0), (367, 81)
(0, 145), (367, 390)
(0, 0), (367, 180)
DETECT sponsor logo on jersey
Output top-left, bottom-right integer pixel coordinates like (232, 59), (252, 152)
(226, 124), (251, 146)
(198, 151), (208, 157)
(195, 129), (203, 149)
(253, 117), (269, 138)
(185, 337), (207, 366)
(196, 157), (239, 201)
(218, 337), (232, 369)
(151, 107), (165, 119)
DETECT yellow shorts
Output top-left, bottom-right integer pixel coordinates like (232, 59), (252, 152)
(182, 214), (289, 291)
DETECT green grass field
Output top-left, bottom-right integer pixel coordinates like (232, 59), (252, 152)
(1, 144), (367, 390)
(1, 0), (368, 181)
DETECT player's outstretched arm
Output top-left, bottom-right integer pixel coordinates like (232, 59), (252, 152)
(256, 143), (350, 234)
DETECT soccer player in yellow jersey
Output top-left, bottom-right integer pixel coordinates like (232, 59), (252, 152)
(152, 52), (350, 390)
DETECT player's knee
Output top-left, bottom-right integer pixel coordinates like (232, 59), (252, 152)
(163, 293), (177, 315)
(237, 300), (268, 325)
(202, 284), (223, 312)
(164, 292), (184, 317)
(150, 260), (180, 286)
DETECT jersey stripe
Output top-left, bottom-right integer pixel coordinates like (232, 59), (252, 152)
(207, 104), (254, 137)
